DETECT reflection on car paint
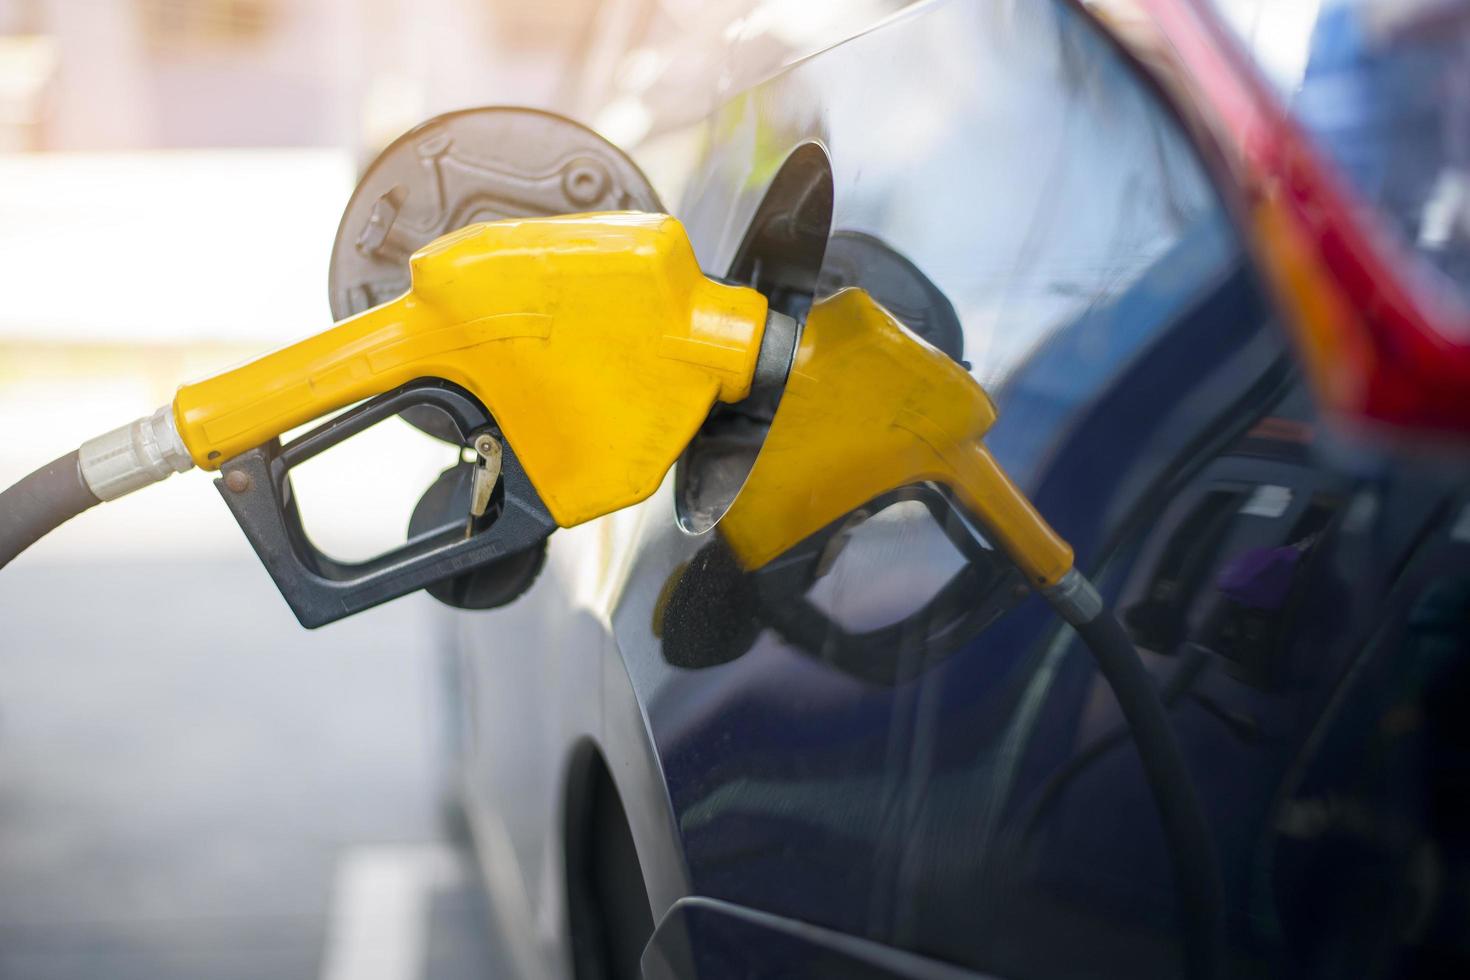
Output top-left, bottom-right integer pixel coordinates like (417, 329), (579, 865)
(1217, 0), (1470, 302)
(602, 0), (1470, 976)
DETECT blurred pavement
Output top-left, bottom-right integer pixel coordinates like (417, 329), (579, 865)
(0, 557), (511, 979)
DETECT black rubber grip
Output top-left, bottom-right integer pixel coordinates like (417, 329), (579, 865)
(0, 450), (100, 570)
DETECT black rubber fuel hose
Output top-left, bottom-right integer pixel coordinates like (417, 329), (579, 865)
(1073, 605), (1225, 980)
(0, 451), (100, 570)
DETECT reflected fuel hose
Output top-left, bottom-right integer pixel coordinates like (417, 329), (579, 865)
(1044, 574), (1225, 980)
(1083, 610), (1224, 980)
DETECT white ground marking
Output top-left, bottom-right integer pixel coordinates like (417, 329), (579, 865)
(321, 843), (466, 980)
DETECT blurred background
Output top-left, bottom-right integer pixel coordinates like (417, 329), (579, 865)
(0, 2), (615, 977)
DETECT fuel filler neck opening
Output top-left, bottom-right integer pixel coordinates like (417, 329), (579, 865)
(675, 143), (834, 535)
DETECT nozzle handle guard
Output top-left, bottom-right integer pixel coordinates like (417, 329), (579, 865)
(216, 379), (555, 628)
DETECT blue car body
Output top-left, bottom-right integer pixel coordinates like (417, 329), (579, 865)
(451, 2), (1470, 977)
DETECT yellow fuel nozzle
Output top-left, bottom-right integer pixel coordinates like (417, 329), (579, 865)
(172, 212), (772, 528)
(719, 287), (1075, 588)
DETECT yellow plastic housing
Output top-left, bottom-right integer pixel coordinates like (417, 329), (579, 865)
(719, 288), (1075, 588)
(173, 212), (768, 528)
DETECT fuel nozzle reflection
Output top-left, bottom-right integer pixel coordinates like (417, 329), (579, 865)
(657, 287), (1067, 680)
(722, 287), (1070, 581)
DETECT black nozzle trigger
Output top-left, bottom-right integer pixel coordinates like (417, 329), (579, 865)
(214, 379), (557, 628)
